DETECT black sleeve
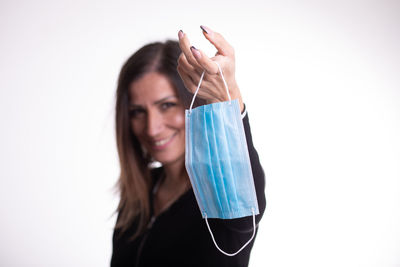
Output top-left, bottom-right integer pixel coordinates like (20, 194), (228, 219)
(243, 111), (266, 224)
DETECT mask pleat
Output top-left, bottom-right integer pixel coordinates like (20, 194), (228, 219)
(203, 105), (226, 217)
(214, 104), (239, 218)
(221, 103), (242, 217)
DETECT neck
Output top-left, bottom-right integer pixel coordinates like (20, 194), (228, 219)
(162, 156), (189, 187)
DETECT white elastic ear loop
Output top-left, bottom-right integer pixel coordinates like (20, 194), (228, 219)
(188, 71), (205, 113)
(215, 61), (231, 102)
(188, 62), (231, 113)
(204, 208), (257, 257)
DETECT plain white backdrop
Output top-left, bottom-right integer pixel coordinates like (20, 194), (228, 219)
(0, 0), (399, 266)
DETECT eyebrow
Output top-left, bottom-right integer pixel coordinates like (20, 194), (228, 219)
(129, 95), (177, 108)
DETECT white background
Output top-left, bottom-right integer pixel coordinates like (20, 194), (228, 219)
(1, 0), (399, 266)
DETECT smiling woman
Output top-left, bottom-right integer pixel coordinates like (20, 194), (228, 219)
(111, 28), (266, 267)
(113, 41), (200, 246)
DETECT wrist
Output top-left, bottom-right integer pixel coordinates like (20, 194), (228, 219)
(229, 84), (244, 113)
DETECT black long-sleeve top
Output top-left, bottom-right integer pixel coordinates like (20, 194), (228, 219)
(111, 111), (266, 267)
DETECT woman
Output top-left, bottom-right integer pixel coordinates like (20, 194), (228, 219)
(111, 26), (266, 267)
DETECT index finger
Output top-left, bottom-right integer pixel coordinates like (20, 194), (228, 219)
(190, 46), (219, 75)
(178, 30), (202, 70)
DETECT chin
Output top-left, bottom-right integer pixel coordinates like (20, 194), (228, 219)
(153, 153), (184, 167)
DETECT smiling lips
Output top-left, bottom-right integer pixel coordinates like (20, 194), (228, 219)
(150, 132), (178, 150)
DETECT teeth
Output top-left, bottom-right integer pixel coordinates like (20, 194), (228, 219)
(154, 136), (173, 146)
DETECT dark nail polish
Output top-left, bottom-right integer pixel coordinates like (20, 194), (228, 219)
(200, 25), (208, 34)
(191, 46), (198, 51)
(178, 30), (184, 39)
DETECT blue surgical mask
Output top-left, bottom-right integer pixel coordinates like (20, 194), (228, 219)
(185, 62), (259, 256)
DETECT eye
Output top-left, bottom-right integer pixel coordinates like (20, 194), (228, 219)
(160, 102), (177, 110)
(129, 108), (145, 118)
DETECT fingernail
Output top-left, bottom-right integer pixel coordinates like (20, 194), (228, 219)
(178, 30), (184, 39)
(190, 46), (201, 58)
(200, 25), (208, 34)
(200, 25), (212, 35)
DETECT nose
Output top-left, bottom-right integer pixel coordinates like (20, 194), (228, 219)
(146, 109), (164, 137)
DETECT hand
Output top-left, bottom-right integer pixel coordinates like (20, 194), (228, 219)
(177, 26), (244, 112)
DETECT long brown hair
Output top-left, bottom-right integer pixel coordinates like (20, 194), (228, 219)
(114, 40), (201, 240)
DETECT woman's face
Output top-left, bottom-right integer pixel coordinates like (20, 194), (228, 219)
(129, 72), (185, 166)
